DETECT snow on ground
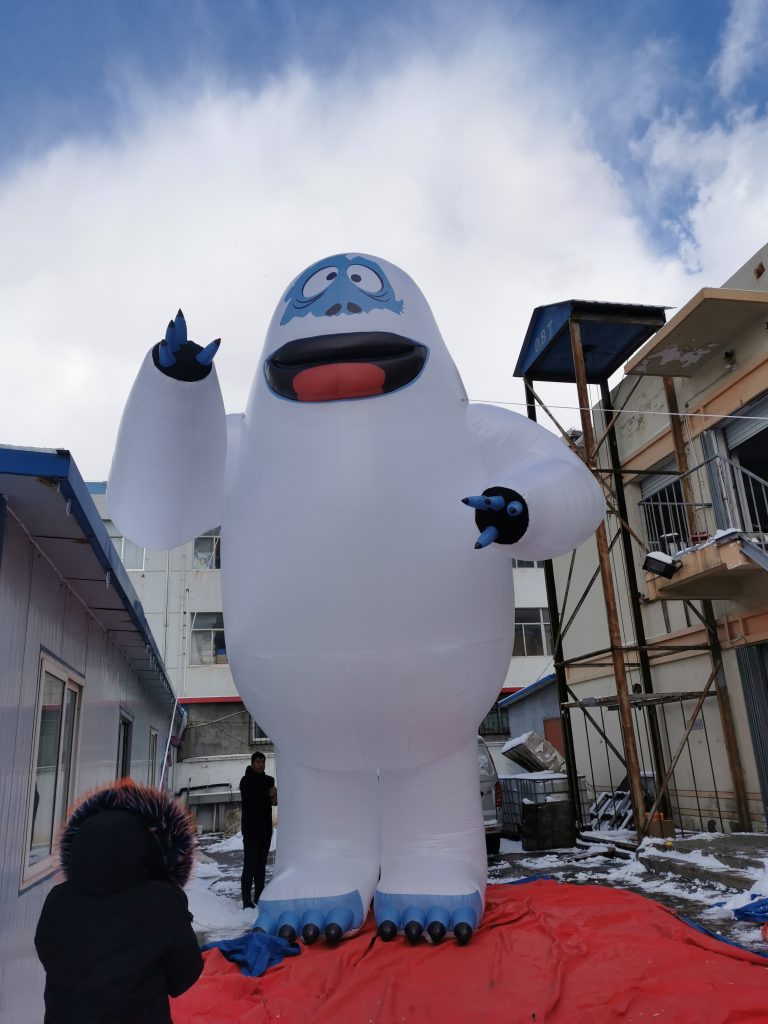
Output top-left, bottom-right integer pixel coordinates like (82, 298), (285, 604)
(205, 830), (277, 854)
(186, 834), (276, 943)
(186, 828), (768, 953)
(639, 840), (732, 873)
(186, 865), (258, 943)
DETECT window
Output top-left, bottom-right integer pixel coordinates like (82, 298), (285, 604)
(250, 717), (269, 743)
(190, 612), (227, 665)
(479, 700), (509, 737)
(193, 528), (221, 570)
(25, 656), (82, 880)
(104, 519), (145, 571)
(511, 559), (546, 568)
(117, 711), (133, 778)
(513, 608), (552, 657)
(148, 728), (158, 786)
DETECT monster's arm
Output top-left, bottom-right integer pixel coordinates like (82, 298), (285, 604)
(465, 403), (604, 561)
(107, 312), (228, 550)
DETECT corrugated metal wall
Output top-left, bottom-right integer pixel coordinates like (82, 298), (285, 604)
(735, 645), (768, 822)
(0, 513), (174, 1023)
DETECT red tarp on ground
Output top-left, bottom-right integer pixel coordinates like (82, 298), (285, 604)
(172, 881), (768, 1023)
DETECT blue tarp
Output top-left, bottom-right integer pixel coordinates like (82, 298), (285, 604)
(202, 929), (301, 976)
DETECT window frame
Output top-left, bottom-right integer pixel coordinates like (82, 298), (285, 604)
(148, 727), (159, 786)
(116, 708), (134, 779)
(512, 607), (553, 657)
(189, 612), (228, 666)
(250, 716), (269, 743)
(22, 653), (83, 887)
(104, 519), (145, 571)
(193, 528), (221, 570)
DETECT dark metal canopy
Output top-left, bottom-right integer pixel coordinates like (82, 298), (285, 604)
(514, 300), (667, 383)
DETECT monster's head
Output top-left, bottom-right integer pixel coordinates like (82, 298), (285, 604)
(262, 253), (465, 403)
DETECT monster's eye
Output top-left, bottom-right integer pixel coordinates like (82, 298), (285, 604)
(302, 267), (338, 298)
(347, 265), (383, 292)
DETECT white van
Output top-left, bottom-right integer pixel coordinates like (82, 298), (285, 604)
(477, 736), (502, 855)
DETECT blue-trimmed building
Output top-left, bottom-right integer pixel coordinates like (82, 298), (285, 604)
(0, 445), (183, 1022)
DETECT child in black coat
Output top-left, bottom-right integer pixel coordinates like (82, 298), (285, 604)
(35, 779), (203, 1024)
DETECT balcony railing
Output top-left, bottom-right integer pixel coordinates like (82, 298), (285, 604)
(639, 455), (768, 555)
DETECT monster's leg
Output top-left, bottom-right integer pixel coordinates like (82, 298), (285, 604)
(256, 753), (379, 945)
(376, 737), (486, 945)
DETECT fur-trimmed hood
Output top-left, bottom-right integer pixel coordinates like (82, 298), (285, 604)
(60, 779), (195, 895)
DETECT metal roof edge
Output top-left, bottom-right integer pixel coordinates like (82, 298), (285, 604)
(0, 445), (176, 710)
(624, 287), (768, 375)
(498, 672), (557, 707)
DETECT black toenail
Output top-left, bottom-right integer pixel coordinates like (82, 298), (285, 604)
(427, 921), (446, 944)
(302, 924), (320, 945)
(325, 922), (343, 945)
(378, 920), (398, 942)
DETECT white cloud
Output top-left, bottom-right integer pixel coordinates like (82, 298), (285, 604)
(0, 22), (763, 478)
(711, 0), (768, 98)
(634, 101), (768, 280)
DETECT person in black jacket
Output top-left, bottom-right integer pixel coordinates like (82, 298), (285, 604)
(240, 751), (277, 909)
(35, 779), (203, 1024)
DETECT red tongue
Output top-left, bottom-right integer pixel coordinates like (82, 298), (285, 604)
(292, 362), (386, 401)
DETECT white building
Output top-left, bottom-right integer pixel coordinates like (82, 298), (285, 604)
(0, 446), (183, 1023)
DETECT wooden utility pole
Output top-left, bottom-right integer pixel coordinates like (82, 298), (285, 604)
(524, 378), (585, 830)
(570, 319), (646, 834)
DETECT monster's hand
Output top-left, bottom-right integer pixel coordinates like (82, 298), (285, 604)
(462, 487), (529, 549)
(152, 309), (221, 382)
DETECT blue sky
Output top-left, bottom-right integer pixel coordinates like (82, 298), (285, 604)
(2, 0), (768, 475)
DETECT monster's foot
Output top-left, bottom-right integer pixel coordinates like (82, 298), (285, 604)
(254, 859), (378, 946)
(374, 857), (484, 946)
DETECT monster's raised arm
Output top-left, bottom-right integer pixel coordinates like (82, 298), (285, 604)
(107, 311), (227, 551)
(465, 402), (604, 560)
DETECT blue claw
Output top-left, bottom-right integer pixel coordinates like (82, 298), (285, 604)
(158, 340), (176, 368)
(174, 309), (187, 347)
(165, 311), (187, 353)
(426, 905), (451, 945)
(301, 909), (325, 946)
(196, 338), (221, 366)
(325, 905), (354, 945)
(506, 500), (524, 517)
(403, 905), (426, 944)
(475, 526), (499, 549)
(450, 906), (478, 931)
(376, 902), (400, 942)
(462, 495), (506, 512)
(253, 910), (278, 935)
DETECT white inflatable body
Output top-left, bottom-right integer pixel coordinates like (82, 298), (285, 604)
(108, 254), (604, 943)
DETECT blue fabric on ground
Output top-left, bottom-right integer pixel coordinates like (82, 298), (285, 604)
(733, 896), (768, 924)
(202, 929), (301, 976)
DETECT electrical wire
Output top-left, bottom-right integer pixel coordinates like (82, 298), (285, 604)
(470, 398), (768, 424)
(184, 708), (248, 729)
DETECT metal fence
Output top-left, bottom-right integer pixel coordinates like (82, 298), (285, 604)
(566, 689), (734, 835)
(640, 455), (768, 554)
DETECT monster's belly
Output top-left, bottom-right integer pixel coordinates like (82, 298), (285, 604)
(220, 405), (516, 769)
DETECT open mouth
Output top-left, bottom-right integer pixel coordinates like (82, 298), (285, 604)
(264, 332), (428, 402)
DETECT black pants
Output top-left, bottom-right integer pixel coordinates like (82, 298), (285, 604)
(241, 831), (272, 904)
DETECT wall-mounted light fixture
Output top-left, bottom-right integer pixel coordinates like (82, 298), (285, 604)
(642, 550), (681, 579)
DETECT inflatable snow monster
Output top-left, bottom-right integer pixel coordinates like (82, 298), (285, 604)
(108, 254), (604, 947)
